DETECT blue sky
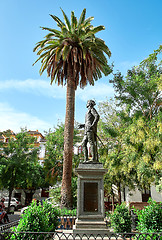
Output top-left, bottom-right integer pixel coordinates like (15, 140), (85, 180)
(0, 0), (162, 134)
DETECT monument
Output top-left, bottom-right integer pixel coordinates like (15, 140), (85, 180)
(78, 99), (100, 163)
(73, 100), (108, 235)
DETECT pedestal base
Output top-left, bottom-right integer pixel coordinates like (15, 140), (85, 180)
(73, 219), (109, 235)
(73, 163), (108, 236)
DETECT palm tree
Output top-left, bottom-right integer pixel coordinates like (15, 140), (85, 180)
(33, 8), (112, 208)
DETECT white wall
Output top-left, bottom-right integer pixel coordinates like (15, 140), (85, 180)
(124, 185), (162, 203)
(125, 187), (142, 202)
(151, 185), (162, 202)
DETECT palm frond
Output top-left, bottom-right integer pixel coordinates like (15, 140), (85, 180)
(83, 16), (94, 28)
(56, 45), (63, 61)
(61, 26), (69, 35)
(33, 41), (42, 52)
(33, 51), (49, 66)
(62, 45), (71, 60)
(78, 8), (86, 27)
(33, 8), (111, 88)
(96, 67), (102, 79)
(60, 8), (71, 31)
(95, 38), (111, 57)
(41, 27), (62, 38)
(71, 11), (77, 31)
(85, 25), (105, 37)
(40, 39), (49, 48)
(50, 14), (65, 28)
(45, 33), (55, 39)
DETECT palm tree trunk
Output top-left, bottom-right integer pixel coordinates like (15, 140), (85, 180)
(61, 78), (75, 208)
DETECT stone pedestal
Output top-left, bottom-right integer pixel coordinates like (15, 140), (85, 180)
(73, 162), (108, 235)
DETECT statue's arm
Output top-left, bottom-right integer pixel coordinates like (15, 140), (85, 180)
(78, 124), (85, 129)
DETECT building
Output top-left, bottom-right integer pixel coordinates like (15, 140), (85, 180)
(0, 129), (48, 206)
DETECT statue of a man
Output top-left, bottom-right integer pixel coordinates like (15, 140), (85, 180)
(79, 100), (100, 163)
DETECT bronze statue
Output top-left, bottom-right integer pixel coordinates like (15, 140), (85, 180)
(79, 100), (100, 163)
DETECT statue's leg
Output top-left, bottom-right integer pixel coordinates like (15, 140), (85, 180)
(82, 135), (88, 162)
(87, 132), (96, 162)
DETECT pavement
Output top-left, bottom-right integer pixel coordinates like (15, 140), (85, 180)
(8, 211), (21, 222)
(0, 210), (21, 227)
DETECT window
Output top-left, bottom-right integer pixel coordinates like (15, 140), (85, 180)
(142, 188), (151, 202)
(78, 146), (82, 154)
(41, 188), (49, 198)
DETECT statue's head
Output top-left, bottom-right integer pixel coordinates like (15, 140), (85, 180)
(87, 100), (96, 108)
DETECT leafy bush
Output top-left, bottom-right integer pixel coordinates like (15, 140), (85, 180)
(49, 175), (78, 209)
(136, 198), (162, 233)
(49, 186), (62, 206)
(10, 200), (60, 240)
(58, 207), (77, 216)
(110, 203), (131, 233)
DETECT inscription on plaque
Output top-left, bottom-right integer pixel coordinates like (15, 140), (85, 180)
(84, 182), (98, 212)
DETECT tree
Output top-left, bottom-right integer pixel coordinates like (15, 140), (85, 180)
(123, 115), (162, 190)
(98, 99), (136, 205)
(110, 46), (162, 120)
(107, 45), (162, 192)
(20, 163), (46, 205)
(0, 129), (39, 211)
(43, 123), (65, 185)
(43, 123), (80, 185)
(33, 8), (112, 207)
(98, 45), (162, 202)
(43, 123), (81, 207)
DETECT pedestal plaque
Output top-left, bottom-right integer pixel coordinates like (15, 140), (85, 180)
(84, 182), (98, 212)
(73, 163), (108, 235)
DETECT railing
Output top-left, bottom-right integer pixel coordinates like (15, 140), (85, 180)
(57, 216), (110, 230)
(0, 216), (77, 233)
(0, 220), (19, 233)
(0, 217), (161, 240)
(0, 216), (109, 232)
(57, 216), (76, 230)
(0, 231), (161, 240)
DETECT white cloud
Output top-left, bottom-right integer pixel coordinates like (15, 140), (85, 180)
(0, 79), (66, 99)
(0, 79), (114, 102)
(76, 83), (114, 102)
(0, 80), (115, 133)
(0, 102), (52, 133)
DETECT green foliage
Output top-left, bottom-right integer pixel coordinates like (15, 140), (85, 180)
(156, 177), (162, 192)
(33, 8), (112, 87)
(136, 198), (162, 233)
(49, 186), (62, 206)
(49, 175), (78, 209)
(57, 207), (77, 216)
(0, 129), (44, 210)
(44, 123), (80, 185)
(110, 203), (132, 233)
(0, 129), (39, 189)
(124, 115), (162, 189)
(43, 124), (64, 185)
(110, 62), (161, 120)
(98, 99), (136, 202)
(98, 47), (162, 198)
(10, 200), (60, 239)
